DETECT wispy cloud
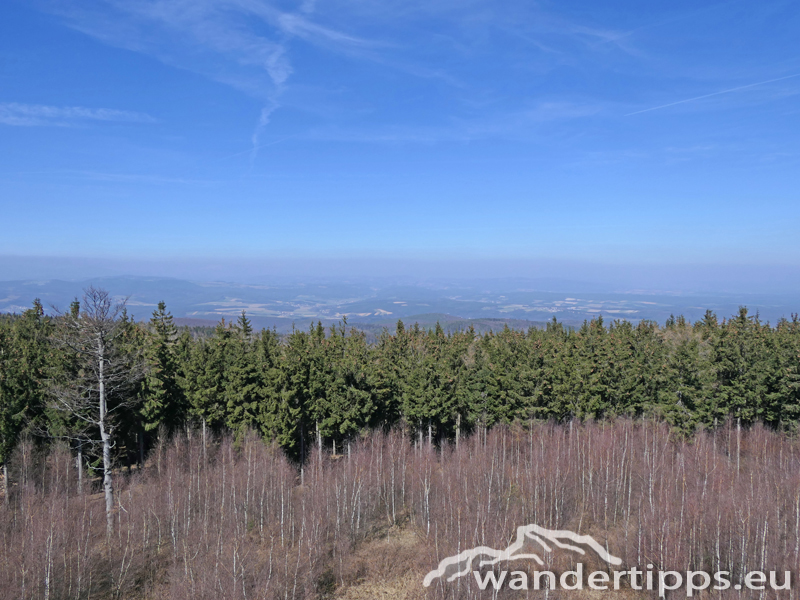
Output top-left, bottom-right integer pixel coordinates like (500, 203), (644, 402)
(2, 168), (221, 185)
(626, 73), (800, 116)
(250, 100), (281, 163)
(48, 1), (292, 98)
(36, 0), (754, 150)
(566, 24), (638, 55)
(276, 12), (372, 47)
(39, 0), (380, 158)
(62, 170), (218, 185)
(304, 100), (602, 144)
(0, 103), (156, 126)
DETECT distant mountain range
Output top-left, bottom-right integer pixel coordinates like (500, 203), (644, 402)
(1, 276), (797, 333)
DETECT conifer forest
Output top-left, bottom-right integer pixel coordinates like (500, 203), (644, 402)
(1, 287), (800, 599)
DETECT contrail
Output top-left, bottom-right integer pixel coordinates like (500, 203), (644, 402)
(250, 102), (280, 164)
(626, 73), (800, 116)
(214, 135), (295, 163)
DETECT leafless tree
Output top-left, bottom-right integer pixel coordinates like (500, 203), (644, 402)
(49, 287), (144, 536)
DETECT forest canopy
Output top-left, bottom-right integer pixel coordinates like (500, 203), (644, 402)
(1, 291), (799, 473)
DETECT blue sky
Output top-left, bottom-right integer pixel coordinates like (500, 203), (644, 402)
(1, 0), (799, 286)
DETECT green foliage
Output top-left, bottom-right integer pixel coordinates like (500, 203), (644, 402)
(141, 301), (186, 433)
(186, 320), (231, 430)
(6, 297), (800, 465)
(0, 301), (53, 463)
(225, 312), (263, 432)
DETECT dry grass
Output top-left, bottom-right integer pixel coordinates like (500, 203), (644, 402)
(1, 421), (798, 599)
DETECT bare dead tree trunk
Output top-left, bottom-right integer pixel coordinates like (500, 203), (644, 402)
(138, 430), (144, 469)
(76, 442), (83, 495)
(737, 417), (741, 477)
(49, 288), (143, 534)
(2, 462), (7, 505)
(300, 422), (305, 486)
(316, 421), (322, 463)
(98, 341), (114, 537)
(455, 413), (461, 451)
(201, 418), (207, 465)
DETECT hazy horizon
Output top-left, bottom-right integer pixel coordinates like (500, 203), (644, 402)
(2, 271), (798, 333)
(2, 254), (800, 296)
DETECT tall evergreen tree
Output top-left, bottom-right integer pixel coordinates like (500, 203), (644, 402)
(708, 307), (771, 424)
(188, 321), (231, 431)
(141, 301), (186, 433)
(0, 300), (56, 501)
(313, 320), (376, 449)
(226, 312), (263, 433)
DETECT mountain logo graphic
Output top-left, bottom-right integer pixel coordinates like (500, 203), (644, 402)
(423, 524), (622, 587)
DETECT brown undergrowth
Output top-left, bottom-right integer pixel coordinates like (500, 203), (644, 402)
(1, 421), (798, 599)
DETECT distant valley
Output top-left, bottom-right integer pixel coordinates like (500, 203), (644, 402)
(0, 276), (797, 333)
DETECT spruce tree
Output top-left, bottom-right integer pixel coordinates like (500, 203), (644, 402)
(141, 301), (185, 433)
(225, 311), (263, 433)
(187, 320), (231, 432)
(0, 301), (55, 501)
(270, 327), (312, 460)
